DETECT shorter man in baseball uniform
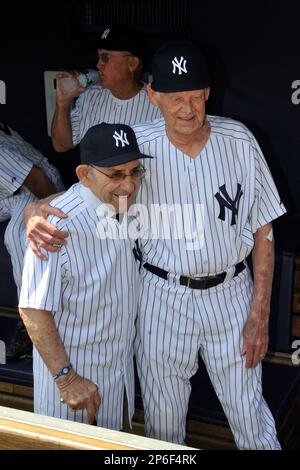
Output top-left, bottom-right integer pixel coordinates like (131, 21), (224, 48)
(19, 123), (149, 429)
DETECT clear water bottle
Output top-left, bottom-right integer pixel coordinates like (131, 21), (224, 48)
(58, 69), (99, 94)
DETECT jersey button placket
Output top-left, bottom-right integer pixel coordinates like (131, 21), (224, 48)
(186, 159), (197, 188)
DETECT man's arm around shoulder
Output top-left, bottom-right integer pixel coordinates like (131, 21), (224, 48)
(24, 193), (68, 260)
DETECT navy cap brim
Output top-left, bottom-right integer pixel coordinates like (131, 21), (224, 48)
(92, 152), (153, 167)
(151, 80), (210, 93)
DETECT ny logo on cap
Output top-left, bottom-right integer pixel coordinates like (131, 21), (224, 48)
(113, 130), (129, 147)
(101, 28), (110, 39)
(172, 56), (187, 75)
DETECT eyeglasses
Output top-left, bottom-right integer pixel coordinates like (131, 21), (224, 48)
(98, 52), (134, 64)
(90, 165), (146, 183)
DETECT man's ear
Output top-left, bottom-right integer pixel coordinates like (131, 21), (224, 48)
(204, 87), (210, 102)
(76, 165), (91, 187)
(147, 83), (160, 106)
(128, 55), (140, 73)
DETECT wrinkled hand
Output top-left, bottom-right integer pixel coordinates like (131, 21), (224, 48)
(24, 199), (68, 260)
(55, 71), (85, 105)
(241, 304), (269, 368)
(56, 370), (101, 425)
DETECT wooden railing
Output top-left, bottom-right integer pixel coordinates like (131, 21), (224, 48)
(0, 406), (196, 451)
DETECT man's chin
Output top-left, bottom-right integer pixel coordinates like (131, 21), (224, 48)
(99, 77), (107, 88)
(175, 120), (197, 132)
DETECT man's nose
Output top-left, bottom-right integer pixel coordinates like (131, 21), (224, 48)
(120, 176), (137, 192)
(96, 58), (104, 70)
(181, 100), (194, 114)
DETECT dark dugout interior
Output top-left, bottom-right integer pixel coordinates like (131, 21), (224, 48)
(0, 0), (299, 350)
(0, 0), (299, 250)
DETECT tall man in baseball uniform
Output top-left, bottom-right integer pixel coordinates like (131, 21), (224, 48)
(19, 123), (149, 429)
(23, 41), (285, 449)
(131, 40), (285, 449)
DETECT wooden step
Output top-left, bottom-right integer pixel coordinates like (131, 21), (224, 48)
(0, 406), (194, 451)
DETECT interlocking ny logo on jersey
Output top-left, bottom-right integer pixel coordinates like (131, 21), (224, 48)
(113, 130), (129, 147)
(215, 184), (243, 226)
(172, 56), (187, 75)
(101, 28), (110, 39)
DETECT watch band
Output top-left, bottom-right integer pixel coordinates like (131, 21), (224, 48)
(53, 363), (73, 380)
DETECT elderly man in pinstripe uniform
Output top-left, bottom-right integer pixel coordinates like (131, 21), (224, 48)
(19, 123), (150, 429)
(131, 40), (285, 448)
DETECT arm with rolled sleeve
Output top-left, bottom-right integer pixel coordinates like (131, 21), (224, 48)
(241, 136), (286, 368)
(19, 243), (100, 424)
(241, 222), (274, 368)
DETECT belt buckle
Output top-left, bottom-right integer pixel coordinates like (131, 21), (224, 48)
(187, 275), (212, 289)
(187, 276), (205, 288)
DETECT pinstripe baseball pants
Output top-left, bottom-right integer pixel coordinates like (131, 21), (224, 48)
(135, 267), (280, 449)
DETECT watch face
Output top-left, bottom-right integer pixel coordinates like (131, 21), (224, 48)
(54, 364), (72, 380)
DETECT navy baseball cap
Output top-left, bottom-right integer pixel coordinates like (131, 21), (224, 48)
(98, 25), (146, 62)
(151, 40), (210, 92)
(80, 123), (152, 167)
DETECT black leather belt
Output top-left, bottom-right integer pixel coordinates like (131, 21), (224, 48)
(143, 261), (246, 290)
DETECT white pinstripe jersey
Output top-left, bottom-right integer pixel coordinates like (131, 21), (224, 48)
(70, 84), (162, 145)
(133, 115), (286, 277)
(0, 125), (64, 221)
(19, 183), (138, 428)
